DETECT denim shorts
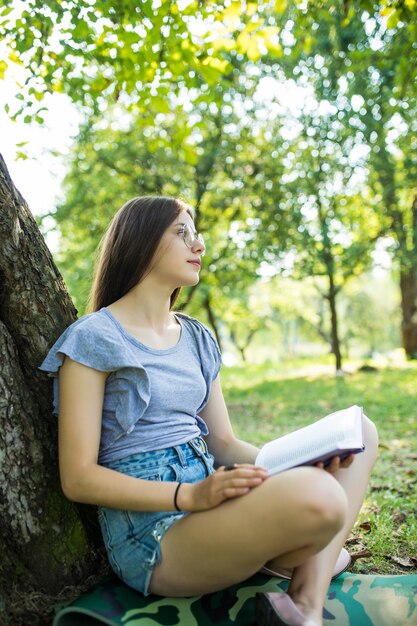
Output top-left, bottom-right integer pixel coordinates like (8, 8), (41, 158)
(98, 437), (214, 595)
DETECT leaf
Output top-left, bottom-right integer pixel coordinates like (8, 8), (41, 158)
(389, 555), (415, 568)
(8, 51), (23, 65)
(201, 56), (231, 74)
(90, 76), (111, 93)
(0, 6), (13, 16)
(33, 89), (45, 102)
(259, 26), (282, 56)
(345, 536), (361, 546)
(358, 520), (372, 533)
(247, 37), (262, 62)
(211, 37), (236, 52)
(387, 10), (400, 28)
(370, 484), (391, 491)
(222, 1), (243, 21)
(197, 62), (222, 86)
(245, 3), (258, 17)
(236, 30), (251, 53)
(0, 59), (7, 79)
(275, 0), (287, 13)
(52, 80), (65, 94)
(152, 97), (170, 114)
(350, 545), (372, 562)
(71, 20), (91, 40)
(392, 511), (407, 524)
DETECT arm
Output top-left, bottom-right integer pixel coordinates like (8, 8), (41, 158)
(59, 359), (267, 512)
(58, 357), (182, 511)
(199, 375), (261, 467)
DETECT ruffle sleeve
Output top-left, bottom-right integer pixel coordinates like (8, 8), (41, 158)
(39, 312), (141, 375)
(39, 312), (150, 442)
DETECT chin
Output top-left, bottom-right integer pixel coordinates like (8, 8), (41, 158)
(182, 274), (200, 287)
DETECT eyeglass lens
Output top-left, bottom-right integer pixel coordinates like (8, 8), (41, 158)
(183, 224), (205, 251)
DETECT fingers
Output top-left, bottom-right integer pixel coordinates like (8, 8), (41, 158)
(219, 464), (268, 483)
(188, 464), (268, 511)
(316, 454), (356, 473)
(214, 464), (268, 501)
(340, 454), (355, 468)
(219, 463), (267, 474)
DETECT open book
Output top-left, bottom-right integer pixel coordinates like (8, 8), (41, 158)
(255, 405), (365, 475)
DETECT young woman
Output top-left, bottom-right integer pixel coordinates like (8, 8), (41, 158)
(41, 196), (378, 626)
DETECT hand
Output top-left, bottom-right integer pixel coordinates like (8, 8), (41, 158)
(316, 454), (355, 474)
(179, 464), (268, 512)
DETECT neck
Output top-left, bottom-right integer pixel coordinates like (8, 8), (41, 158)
(108, 279), (175, 330)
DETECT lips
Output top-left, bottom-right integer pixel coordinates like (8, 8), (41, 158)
(188, 260), (201, 268)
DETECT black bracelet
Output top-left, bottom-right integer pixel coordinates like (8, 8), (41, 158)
(174, 482), (182, 512)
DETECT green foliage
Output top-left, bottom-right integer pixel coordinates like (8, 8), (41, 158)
(11, 0), (417, 360)
(0, 0), (286, 122)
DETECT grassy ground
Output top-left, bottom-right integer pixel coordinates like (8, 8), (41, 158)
(221, 357), (417, 575)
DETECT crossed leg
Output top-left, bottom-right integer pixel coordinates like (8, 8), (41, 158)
(281, 415), (379, 624)
(150, 416), (378, 626)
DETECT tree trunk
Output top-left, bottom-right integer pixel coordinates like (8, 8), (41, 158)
(202, 293), (222, 352)
(398, 196), (417, 359)
(400, 264), (417, 359)
(317, 201), (343, 373)
(327, 274), (343, 372)
(0, 155), (100, 608)
(369, 127), (417, 359)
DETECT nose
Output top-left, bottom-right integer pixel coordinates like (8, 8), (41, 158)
(192, 237), (205, 256)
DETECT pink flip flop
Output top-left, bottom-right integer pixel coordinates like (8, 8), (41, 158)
(259, 547), (351, 580)
(256, 592), (317, 626)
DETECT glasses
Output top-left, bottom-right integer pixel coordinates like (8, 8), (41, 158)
(179, 223), (205, 255)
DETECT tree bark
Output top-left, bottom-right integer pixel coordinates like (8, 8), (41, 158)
(0, 154), (99, 603)
(202, 293), (222, 352)
(399, 195), (417, 358)
(400, 265), (417, 358)
(327, 274), (343, 372)
(317, 200), (343, 372)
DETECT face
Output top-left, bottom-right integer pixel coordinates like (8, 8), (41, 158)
(150, 210), (206, 288)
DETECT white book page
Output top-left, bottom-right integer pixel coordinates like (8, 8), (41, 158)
(256, 405), (363, 475)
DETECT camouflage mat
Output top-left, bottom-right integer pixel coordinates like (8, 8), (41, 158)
(53, 572), (417, 626)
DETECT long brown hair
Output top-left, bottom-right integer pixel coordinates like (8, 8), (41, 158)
(89, 196), (192, 311)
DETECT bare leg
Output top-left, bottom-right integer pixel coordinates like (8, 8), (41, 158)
(150, 416), (377, 626)
(273, 416), (379, 625)
(149, 465), (348, 597)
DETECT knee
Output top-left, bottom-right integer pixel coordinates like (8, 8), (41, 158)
(362, 415), (379, 464)
(304, 470), (348, 534)
(285, 468), (347, 536)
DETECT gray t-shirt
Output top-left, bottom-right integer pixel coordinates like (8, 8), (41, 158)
(40, 308), (222, 464)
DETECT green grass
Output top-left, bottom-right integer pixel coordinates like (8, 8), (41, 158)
(221, 359), (417, 575)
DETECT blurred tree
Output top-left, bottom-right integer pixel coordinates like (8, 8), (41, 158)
(247, 97), (381, 371)
(49, 86), (259, 315)
(341, 271), (401, 357)
(272, 1), (417, 357)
